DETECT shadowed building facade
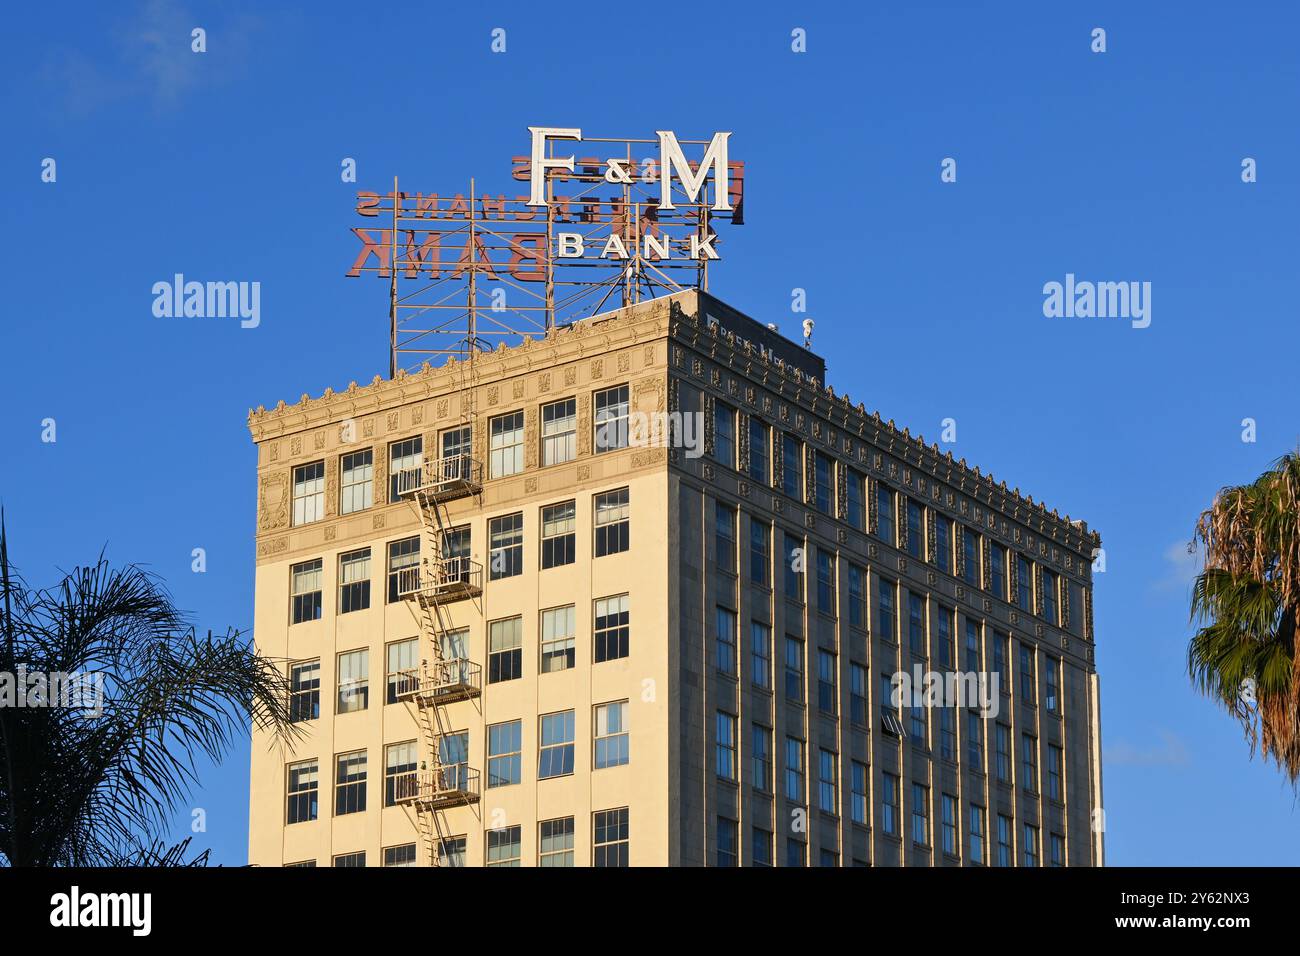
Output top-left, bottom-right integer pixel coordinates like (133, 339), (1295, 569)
(246, 289), (1104, 867)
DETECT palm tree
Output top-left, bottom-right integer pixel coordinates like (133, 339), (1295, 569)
(0, 511), (296, 865)
(1188, 451), (1300, 785)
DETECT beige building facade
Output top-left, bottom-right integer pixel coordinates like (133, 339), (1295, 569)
(246, 289), (1104, 867)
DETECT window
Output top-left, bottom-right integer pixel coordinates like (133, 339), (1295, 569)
(940, 708), (956, 762)
(820, 848), (839, 868)
(715, 711), (738, 780)
(752, 827), (774, 867)
(815, 548), (836, 614)
(750, 622), (772, 689)
(713, 401), (736, 467)
(716, 816), (739, 866)
(877, 485), (895, 546)
(715, 606), (738, 675)
(1023, 824), (1040, 867)
(784, 737), (805, 802)
(285, 861), (316, 868)
(488, 617), (523, 684)
(967, 712), (985, 771)
(292, 461), (325, 526)
(594, 701), (629, 769)
(910, 700), (926, 742)
(290, 559), (322, 624)
(964, 619), (981, 672)
(970, 805), (986, 865)
(540, 605), (576, 673)
(286, 759), (318, 824)
(817, 749), (839, 814)
(384, 740), (416, 806)
(539, 710), (576, 779)
(752, 724), (773, 792)
(935, 606), (953, 667)
(850, 762), (869, 825)
(783, 532), (804, 602)
(1042, 568), (1059, 624)
(882, 773), (900, 836)
(911, 783), (930, 846)
(489, 411), (524, 478)
(541, 398), (576, 466)
(881, 672), (902, 727)
(814, 452), (833, 515)
(846, 469), (866, 530)
(786, 840), (807, 867)
(848, 563), (867, 628)
(1050, 833), (1065, 868)
(437, 836), (467, 868)
(439, 732), (469, 793)
(385, 638), (417, 704)
(905, 499), (923, 558)
(594, 385), (629, 452)
(488, 512), (523, 580)
(540, 501), (576, 569)
(877, 578), (897, 641)
(440, 425), (471, 480)
(594, 594), (630, 662)
(817, 649), (837, 714)
(1017, 555), (1033, 611)
(962, 526), (980, 586)
(849, 663), (868, 725)
(996, 724), (1012, 784)
(1022, 733), (1039, 792)
(993, 630), (1010, 690)
(935, 514), (952, 572)
(389, 436), (422, 502)
(333, 851), (365, 868)
(289, 660), (320, 723)
(539, 817), (575, 867)
(386, 536), (419, 604)
(334, 750), (367, 816)
(715, 502), (737, 574)
(487, 826), (522, 867)
(997, 815), (1013, 866)
(593, 808), (629, 867)
(337, 649), (368, 714)
(908, 592), (926, 656)
(383, 844), (416, 868)
(784, 636), (805, 703)
(594, 487), (630, 556)
(338, 548), (370, 614)
(487, 720), (522, 787)
(941, 793), (958, 856)
(1019, 643), (1036, 705)
(780, 433), (802, 499)
(747, 418), (770, 484)
(749, 518), (770, 587)
(340, 449), (373, 515)
(1046, 657), (1061, 714)
(990, 544), (1007, 599)
(1048, 744), (1064, 802)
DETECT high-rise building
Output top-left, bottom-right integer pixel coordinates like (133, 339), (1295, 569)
(246, 289), (1104, 867)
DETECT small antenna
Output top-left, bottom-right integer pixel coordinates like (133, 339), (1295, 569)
(802, 317), (815, 349)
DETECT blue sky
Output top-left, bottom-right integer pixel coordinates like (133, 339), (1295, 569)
(3, 1), (1298, 865)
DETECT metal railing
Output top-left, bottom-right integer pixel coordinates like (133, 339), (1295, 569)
(392, 660), (482, 704)
(393, 455), (483, 501)
(390, 765), (481, 808)
(395, 557), (483, 603)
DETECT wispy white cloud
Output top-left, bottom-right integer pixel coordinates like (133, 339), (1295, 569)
(1106, 730), (1191, 767)
(1150, 538), (1202, 596)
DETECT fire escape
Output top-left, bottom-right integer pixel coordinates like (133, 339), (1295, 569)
(390, 446), (486, 866)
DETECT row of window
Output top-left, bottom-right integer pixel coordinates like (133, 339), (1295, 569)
(286, 703), (629, 824)
(287, 598), (630, 722)
(703, 407), (1077, 629)
(289, 386), (634, 527)
(288, 489), (630, 624)
(287, 808), (630, 868)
